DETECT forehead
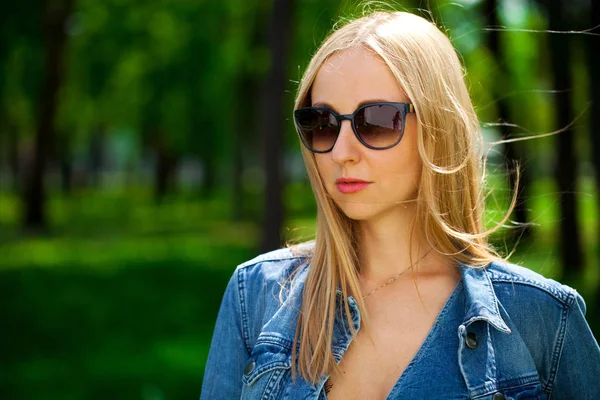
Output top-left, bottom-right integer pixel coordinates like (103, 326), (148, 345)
(310, 47), (408, 112)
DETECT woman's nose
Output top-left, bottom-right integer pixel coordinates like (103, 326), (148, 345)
(330, 121), (361, 165)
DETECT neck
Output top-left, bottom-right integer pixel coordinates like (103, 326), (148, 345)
(355, 204), (447, 284)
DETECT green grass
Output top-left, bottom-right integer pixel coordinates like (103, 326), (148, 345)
(0, 177), (598, 399)
(0, 189), (258, 400)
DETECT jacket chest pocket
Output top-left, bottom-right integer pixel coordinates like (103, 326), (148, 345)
(240, 339), (292, 400)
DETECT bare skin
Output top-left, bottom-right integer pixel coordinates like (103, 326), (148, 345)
(311, 47), (461, 398)
(325, 260), (460, 400)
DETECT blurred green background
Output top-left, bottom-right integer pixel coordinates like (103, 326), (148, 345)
(1, 0), (599, 399)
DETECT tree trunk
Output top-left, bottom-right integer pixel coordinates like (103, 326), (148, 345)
(231, 7), (266, 222)
(260, 0), (294, 252)
(547, 0), (584, 278)
(485, 0), (531, 241)
(201, 134), (216, 198)
(233, 73), (261, 221)
(23, 0), (73, 230)
(588, 0), (600, 335)
(89, 126), (105, 188)
(231, 76), (245, 221)
(154, 138), (177, 203)
(588, 0), (600, 253)
(59, 146), (72, 195)
(7, 122), (20, 193)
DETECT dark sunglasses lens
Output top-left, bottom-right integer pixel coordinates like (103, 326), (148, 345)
(294, 109), (339, 152)
(355, 104), (404, 148)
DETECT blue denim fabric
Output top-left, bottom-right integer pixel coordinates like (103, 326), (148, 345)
(201, 244), (600, 399)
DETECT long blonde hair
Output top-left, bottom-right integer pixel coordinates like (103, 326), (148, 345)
(290, 10), (517, 384)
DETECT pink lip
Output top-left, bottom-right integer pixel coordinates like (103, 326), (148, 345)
(335, 178), (371, 194)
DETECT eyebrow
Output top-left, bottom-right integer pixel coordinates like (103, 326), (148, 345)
(311, 98), (394, 111)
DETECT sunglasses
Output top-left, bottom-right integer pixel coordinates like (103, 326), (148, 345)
(293, 102), (415, 153)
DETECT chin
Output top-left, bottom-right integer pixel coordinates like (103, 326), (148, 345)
(334, 201), (381, 221)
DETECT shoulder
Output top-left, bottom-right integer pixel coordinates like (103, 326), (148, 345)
(229, 242), (314, 348)
(480, 260), (598, 396)
(238, 241), (314, 269)
(485, 259), (582, 309)
(230, 241), (314, 316)
(234, 241), (314, 285)
(483, 259), (586, 332)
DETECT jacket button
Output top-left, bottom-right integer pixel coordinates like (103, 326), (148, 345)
(493, 393), (505, 400)
(244, 360), (255, 376)
(465, 332), (478, 349)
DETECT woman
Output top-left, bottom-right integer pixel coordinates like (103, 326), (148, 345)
(201, 10), (600, 399)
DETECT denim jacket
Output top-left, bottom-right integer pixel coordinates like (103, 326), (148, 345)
(201, 244), (600, 399)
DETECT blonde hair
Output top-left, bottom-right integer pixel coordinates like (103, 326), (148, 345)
(290, 10), (517, 384)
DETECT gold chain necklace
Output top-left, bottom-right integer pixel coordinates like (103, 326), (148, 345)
(361, 247), (435, 300)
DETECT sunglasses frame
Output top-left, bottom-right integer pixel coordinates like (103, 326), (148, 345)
(294, 101), (415, 153)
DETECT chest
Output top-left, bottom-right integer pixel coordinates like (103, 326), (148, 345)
(325, 294), (449, 399)
(239, 282), (549, 400)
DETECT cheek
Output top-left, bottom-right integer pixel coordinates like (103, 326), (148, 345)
(376, 146), (422, 189)
(411, 160), (423, 190)
(394, 127), (421, 179)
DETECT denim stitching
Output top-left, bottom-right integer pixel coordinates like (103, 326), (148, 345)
(243, 363), (289, 386)
(262, 367), (285, 399)
(487, 323), (499, 390)
(487, 272), (572, 304)
(545, 291), (575, 399)
(255, 335), (294, 350)
(482, 269), (511, 333)
(237, 267), (252, 355)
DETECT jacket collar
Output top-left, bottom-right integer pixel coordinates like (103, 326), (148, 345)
(260, 260), (511, 354)
(331, 263), (511, 335)
(326, 263), (512, 348)
(458, 263), (511, 333)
